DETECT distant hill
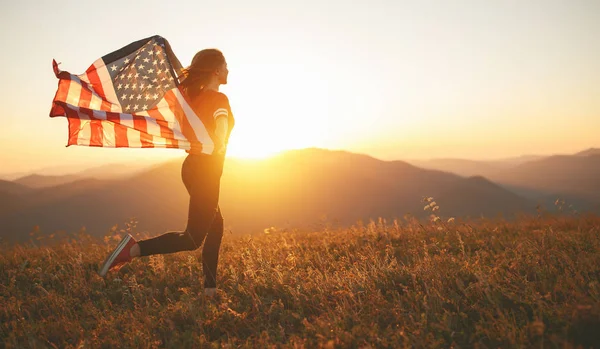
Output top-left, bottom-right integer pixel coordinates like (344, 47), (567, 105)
(496, 154), (547, 166)
(491, 154), (600, 205)
(406, 154), (549, 178)
(405, 149), (600, 178)
(435, 176), (534, 218)
(575, 148), (600, 157)
(0, 180), (32, 195)
(8, 161), (169, 190)
(0, 149), (537, 242)
(0, 180), (32, 218)
(75, 161), (170, 180)
(405, 158), (504, 178)
(220, 149), (535, 230)
(0, 149), (535, 242)
(405, 148), (600, 212)
(14, 174), (86, 189)
(0, 171), (29, 181)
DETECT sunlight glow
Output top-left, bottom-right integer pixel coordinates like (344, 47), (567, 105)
(223, 58), (331, 159)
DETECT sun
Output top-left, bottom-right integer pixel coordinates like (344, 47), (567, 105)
(221, 58), (333, 159)
(225, 138), (282, 159)
(225, 118), (323, 159)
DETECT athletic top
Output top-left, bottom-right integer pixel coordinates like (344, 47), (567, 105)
(186, 90), (235, 155)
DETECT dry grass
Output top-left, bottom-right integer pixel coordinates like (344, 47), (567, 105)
(1, 211), (599, 348)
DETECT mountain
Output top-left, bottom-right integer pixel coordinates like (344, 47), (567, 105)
(496, 154), (547, 167)
(406, 154), (549, 179)
(219, 150), (536, 232)
(11, 161), (169, 189)
(435, 176), (534, 218)
(0, 171), (29, 181)
(0, 180), (32, 195)
(490, 154), (600, 206)
(405, 148), (600, 211)
(405, 158), (504, 178)
(0, 180), (33, 217)
(575, 148), (600, 157)
(14, 174), (86, 189)
(0, 149), (538, 242)
(74, 161), (171, 180)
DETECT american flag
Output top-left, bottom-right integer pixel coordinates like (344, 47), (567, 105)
(50, 35), (216, 154)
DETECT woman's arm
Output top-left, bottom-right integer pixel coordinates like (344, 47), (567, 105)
(214, 117), (228, 154)
(212, 93), (231, 155)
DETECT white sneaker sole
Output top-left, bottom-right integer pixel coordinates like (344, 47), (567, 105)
(99, 234), (132, 277)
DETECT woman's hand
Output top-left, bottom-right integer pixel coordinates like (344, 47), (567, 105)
(214, 140), (226, 155)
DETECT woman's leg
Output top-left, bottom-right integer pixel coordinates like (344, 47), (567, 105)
(137, 155), (220, 257)
(202, 206), (224, 288)
(135, 230), (197, 256)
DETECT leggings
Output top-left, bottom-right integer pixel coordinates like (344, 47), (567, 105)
(137, 153), (225, 288)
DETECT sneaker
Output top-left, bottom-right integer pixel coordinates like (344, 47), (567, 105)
(99, 234), (137, 277)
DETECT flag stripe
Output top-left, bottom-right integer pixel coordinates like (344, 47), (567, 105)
(65, 80), (83, 146)
(131, 111), (152, 147)
(78, 109), (92, 147)
(106, 112), (129, 147)
(147, 108), (177, 148)
(173, 89), (214, 154)
(50, 75), (71, 117)
(92, 110), (116, 146)
(94, 60), (122, 112)
(126, 126), (142, 147)
(66, 77), (82, 106)
(84, 62), (113, 112)
(164, 90), (199, 147)
(77, 81), (103, 146)
(146, 97), (181, 148)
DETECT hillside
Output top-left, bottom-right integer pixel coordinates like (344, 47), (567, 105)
(0, 181), (33, 218)
(406, 154), (546, 178)
(0, 149), (537, 241)
(0, 179), (32, 195)
(405, 158), (501, 178)
(575, 148), (600, 156)
(14, 174), (86, 189)
(11, 161), (164, 189)
(491, 154), (600, 203)
(1, 214), (598, 347)
(406, 150), (600, 211)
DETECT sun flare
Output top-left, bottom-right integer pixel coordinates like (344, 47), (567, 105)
(224, 118), (324, 159)
(223, 65), (331, 159)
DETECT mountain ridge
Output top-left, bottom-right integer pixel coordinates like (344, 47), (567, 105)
(0, 148), (540, 242)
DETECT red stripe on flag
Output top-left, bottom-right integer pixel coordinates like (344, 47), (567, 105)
(78, 84), (103, 146)
(164, 90), (198, 146)
(78, 83), (92, 108)
(132, 114), (153, 148)
(147, 107), (178, 148)
(62, 80), (82, 147)
(85, 64), (114, 112)
(68, 118), (81, 146)
(106, 112), (129, 147)
(140, 131), (153, 148)
(85, 64), (104, 98)
(50, 77), (72, 117)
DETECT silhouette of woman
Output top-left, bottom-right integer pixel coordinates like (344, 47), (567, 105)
(99, 49), (234, 299)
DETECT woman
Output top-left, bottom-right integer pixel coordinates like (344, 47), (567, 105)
(98, 49), (234, 299)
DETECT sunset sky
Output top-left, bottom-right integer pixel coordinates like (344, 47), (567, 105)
(1, 0), (599, 175)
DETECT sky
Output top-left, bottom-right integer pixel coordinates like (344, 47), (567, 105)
(1, 0), (599, 175)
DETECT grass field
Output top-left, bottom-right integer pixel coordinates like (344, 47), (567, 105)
(2, 208), (599, 348)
